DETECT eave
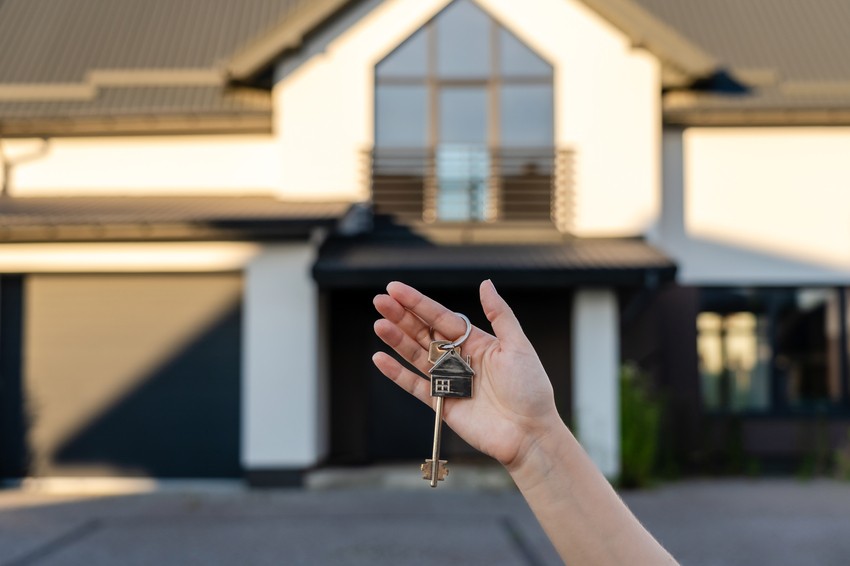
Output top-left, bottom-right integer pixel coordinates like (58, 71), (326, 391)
(0, 113), (272, 138)
(226, 0), (355, 83)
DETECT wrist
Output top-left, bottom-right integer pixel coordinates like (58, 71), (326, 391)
(504, 411), (576, 486)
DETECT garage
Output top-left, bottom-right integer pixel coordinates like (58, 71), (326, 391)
(2, 273), (242, 479)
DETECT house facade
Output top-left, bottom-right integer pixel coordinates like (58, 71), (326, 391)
(1, 0), (849, 486)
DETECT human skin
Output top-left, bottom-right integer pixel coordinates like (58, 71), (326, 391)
(372, 280), (677, 565)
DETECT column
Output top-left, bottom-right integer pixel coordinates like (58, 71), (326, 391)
(242, 242), (327, 485)
(571, 288), (620, 479)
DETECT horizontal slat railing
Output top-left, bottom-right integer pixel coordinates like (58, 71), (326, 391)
(365, 147), (572, 227)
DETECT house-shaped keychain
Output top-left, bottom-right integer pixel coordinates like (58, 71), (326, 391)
(430, 349), (475, 398)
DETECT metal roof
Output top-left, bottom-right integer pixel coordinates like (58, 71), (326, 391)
(0, 0), (307, 84)
(0, 196), (349, 242)
(635, 0), (850, 124)
(0, 86), (270, 131)
(3, 0), (850, 130)
(0, 0), (316, 134)
(637, 0), (850, 83)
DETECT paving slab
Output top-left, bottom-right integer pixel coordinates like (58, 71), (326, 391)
(622, 479), (850, 566)
(0, 487), (559, 566)
(2, 478), (850, 565)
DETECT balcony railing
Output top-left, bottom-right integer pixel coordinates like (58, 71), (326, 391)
(364, 147), (574, 230)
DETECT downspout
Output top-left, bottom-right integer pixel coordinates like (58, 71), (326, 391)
(0, 137), (50, 197)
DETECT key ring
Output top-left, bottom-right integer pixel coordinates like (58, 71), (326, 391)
(429, 312), (472, 350)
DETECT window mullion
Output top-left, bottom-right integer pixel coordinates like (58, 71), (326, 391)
(487, 17), (500, 222)
(424, 21), (439, 222)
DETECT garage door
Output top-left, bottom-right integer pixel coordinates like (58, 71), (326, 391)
(21, 273), (242, 478)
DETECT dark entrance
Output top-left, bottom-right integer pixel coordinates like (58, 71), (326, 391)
(327, 286), (572, 464)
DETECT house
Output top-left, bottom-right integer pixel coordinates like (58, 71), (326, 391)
(1, 0), (849, 486)
(430, 349), (474, 399)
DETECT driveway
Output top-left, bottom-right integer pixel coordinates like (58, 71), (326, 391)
(1, 476), (849, 565)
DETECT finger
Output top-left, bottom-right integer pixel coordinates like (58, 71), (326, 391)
(373, 293), (444, 349)
(479, 279), (531, 348)
(372, 352), (434, 408)
(386, 281), (487, 344)
(373, 319), (433, 376)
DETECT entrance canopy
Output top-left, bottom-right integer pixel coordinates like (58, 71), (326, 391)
(313, 219), (676, 289)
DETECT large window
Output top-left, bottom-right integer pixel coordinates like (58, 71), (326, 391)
(374, 0), (554, 222)
(698, 288), (850, 414)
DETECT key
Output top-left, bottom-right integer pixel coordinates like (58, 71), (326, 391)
(421, 313), (475, 488)
(422, 395), (448, 487)
(428, 340), (459, 364)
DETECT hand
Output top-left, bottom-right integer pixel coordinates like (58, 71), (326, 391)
(372, 280), (563, 469)
(375, 281), (678, 565)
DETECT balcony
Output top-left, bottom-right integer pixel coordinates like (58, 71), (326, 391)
(364, 147), (573, 232)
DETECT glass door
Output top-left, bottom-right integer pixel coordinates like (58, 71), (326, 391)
(436, 86), (489, 221)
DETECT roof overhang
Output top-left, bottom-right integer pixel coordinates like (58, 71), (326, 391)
(313, 235), (677, 289)
(0, 114), (272, 138)
(226, 0), (355, 83)
(0, 196), (349, 242)
(579, 0), (718, 87)
(226, 0), (718, 88)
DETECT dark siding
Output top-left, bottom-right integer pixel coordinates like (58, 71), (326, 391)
(0, 276), (27, 478)
(621, 284), (702, 472)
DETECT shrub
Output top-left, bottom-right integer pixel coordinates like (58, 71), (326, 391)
(834, 429), (850, 482)
(619, 362), (661, 488)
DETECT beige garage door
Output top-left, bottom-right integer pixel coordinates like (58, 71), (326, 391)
(24, 273), (242, 478)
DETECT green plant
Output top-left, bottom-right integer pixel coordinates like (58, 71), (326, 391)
(797, 411), (832, 479)
(834, 429), (850, 482)
(619, 362), (661, 488)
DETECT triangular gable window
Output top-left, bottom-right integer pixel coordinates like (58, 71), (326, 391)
(373, 0), (555, 224)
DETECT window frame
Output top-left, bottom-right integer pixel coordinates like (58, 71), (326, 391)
(372, 0), (555, 223)
(698, 286), (850, 418)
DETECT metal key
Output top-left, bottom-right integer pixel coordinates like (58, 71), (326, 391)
(422, 395), (449, 487)
(421, 314), (475, 488)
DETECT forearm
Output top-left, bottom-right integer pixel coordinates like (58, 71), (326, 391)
(507, 418), (677, 565)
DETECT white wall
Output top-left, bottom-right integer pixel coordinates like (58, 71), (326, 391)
(274, 0), (660, 235)
(571, 288), (620, 478)
(0, 242), (261, 272)
(2, 135), (279, 196)
(655, 127), (850, 284)
(242, 243), (327, 470)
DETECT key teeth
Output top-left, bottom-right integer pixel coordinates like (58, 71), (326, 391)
(421, 459), (449, 481)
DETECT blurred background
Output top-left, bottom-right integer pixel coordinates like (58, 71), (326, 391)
(1, 0), (850, 563)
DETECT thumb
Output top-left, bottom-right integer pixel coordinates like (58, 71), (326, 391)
(479, 279), (531, 348)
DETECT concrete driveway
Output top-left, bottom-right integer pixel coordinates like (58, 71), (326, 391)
(1, 475), (849, 565)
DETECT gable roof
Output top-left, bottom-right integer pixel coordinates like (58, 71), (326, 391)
(225, 0), (717, 86)
(432, 349), (474, 375)
(227, 0), (355, 82)
(0, 0), (719, 136)
(3, 0), (850, 131)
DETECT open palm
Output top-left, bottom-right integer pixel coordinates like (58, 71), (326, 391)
(372, 280), (561, 468)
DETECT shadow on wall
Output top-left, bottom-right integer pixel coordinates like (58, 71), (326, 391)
(30, 303), (242, 479)
(661, 231), (850, 285)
